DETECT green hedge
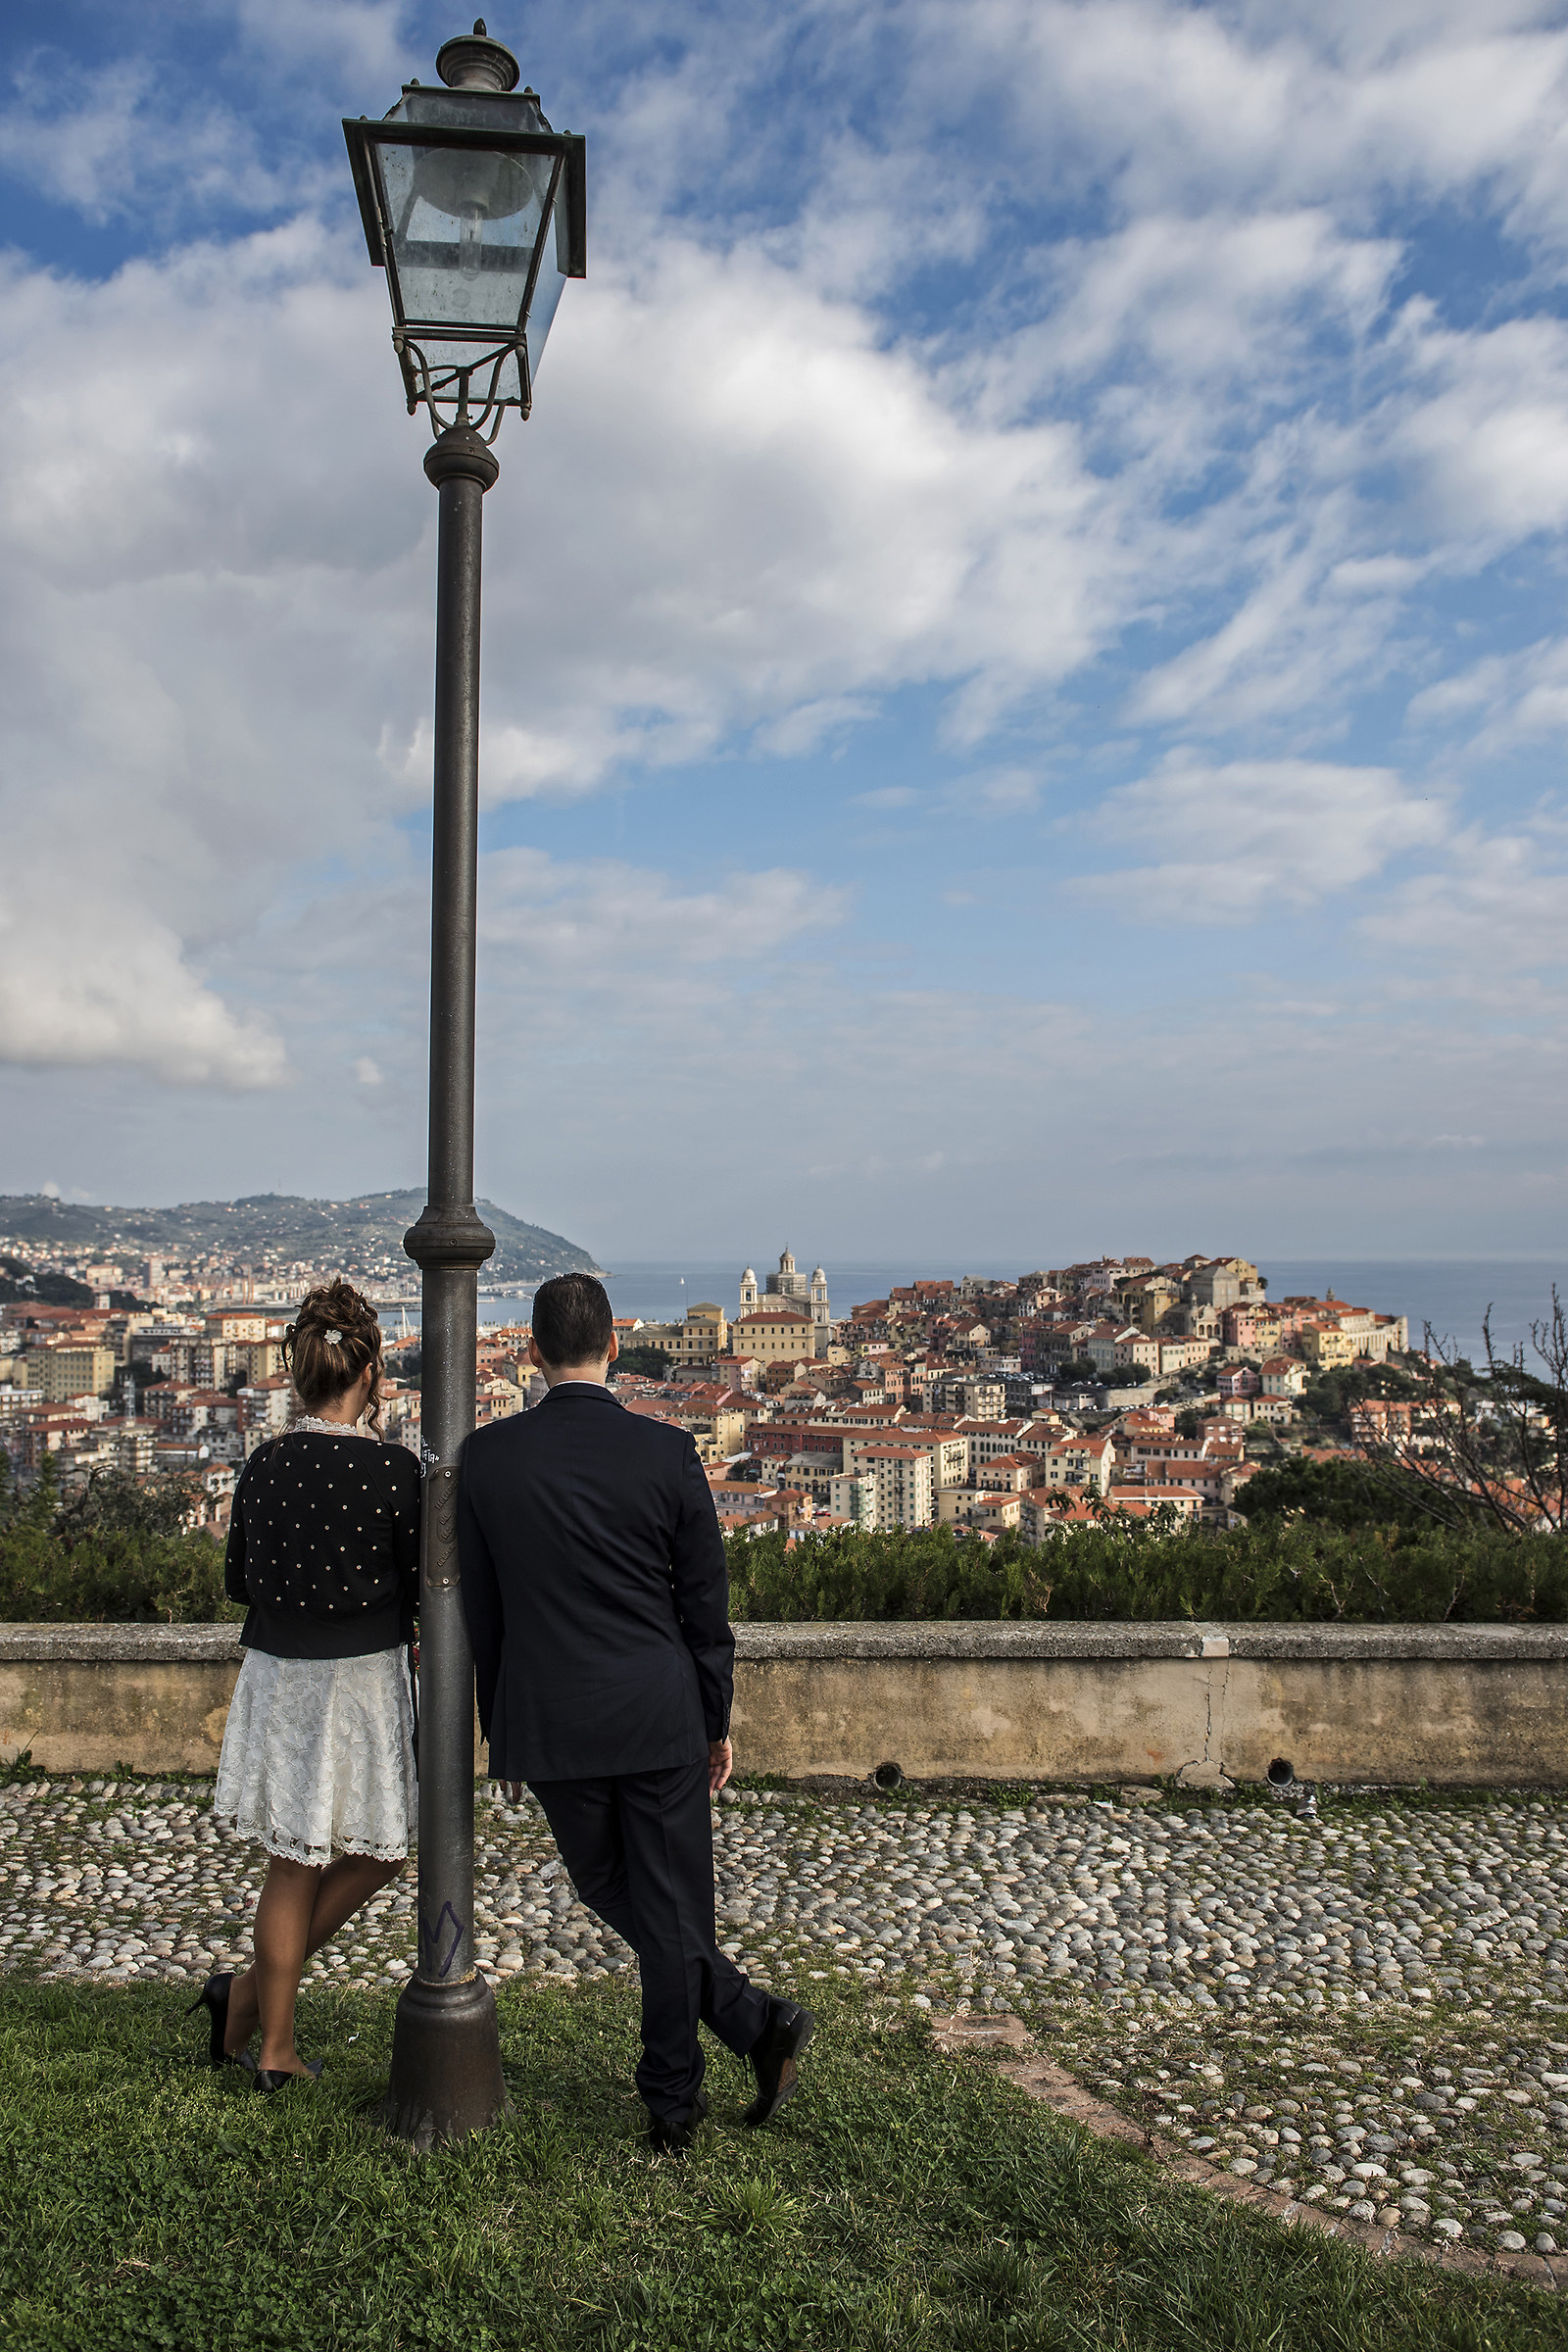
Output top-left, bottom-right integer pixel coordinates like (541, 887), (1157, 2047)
(4, 1448), (1565, 1626)
(723, 1519), (1568, 1623)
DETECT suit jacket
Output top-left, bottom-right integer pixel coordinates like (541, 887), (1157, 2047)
(458, 1381), (733, 1782)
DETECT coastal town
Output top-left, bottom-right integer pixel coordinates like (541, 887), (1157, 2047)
(0, 1240), (1409, 1540)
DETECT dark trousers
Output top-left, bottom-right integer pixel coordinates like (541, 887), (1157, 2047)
(529, 1753), (770, 2120)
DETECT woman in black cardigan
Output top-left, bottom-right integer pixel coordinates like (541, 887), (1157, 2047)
(188, 1280), (420, 2091)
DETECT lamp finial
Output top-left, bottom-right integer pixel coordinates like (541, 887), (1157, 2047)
(435, 22), (520, 91)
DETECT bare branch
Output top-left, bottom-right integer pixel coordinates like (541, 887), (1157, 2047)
(1348, 1305), (1565, 1535)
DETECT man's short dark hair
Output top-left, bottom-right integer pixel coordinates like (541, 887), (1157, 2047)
(532, 1273), (614, 1368)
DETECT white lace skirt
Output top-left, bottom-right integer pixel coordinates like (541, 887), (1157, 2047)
(215, 1646), (416, 1866)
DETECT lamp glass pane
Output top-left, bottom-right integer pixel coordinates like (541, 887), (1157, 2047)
(526, 197), (571, 378)
(379, 140), (550, 331)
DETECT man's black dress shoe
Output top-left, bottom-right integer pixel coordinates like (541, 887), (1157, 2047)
(647, 2088), (708, 2155)
(743, 1998), (814, 2127)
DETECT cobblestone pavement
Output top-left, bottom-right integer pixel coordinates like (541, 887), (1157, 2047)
(3, 1771), (1565, 2257)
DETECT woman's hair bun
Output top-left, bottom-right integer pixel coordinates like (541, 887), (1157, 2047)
(283, 1277), (385, 1431)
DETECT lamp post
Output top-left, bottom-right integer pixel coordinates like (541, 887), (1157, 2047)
(344, 19), (585, 2147)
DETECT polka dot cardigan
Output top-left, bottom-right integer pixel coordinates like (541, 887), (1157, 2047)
(223, 1428), (422, 1660)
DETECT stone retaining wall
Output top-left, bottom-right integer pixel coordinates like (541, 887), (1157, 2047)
(2, 1620), (1563, 1784)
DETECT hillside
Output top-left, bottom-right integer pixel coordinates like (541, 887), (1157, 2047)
(0, 1192), (601, 1289)
(0, 1253), (96, 1307)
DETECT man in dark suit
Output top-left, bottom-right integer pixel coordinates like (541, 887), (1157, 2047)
(459, 1271), (812, 2152)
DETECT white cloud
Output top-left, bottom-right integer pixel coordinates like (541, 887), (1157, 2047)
(0, 2), (409, 232)
(1406, 635), (1568, 751)
(754, 697), (881, 758)
(1029, 210), (1399, 401)
(1387, 314), (1568, 545)
(924, 1), (1568, 235)
(1086, 756), (1449, 917)
(1372, 824), (1568, 971)
(479, 235), (1111, 777)
(0, 195), (1124, 1099)
(0, 228), (434, 1098)
(854, 785), (923, 809)
(478, 851), (846, 979)
(944, 767), (1043, 815)
(0, 893), (285, 1087)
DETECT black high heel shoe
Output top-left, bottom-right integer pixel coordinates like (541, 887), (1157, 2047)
(185, 1973), (256, 2073)
(255, 2058), (324, 2095)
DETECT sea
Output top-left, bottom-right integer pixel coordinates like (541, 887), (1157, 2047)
(381, 1256), (1568, 1366)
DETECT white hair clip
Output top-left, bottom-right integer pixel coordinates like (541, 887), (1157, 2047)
(324, 1328), (344, 1346)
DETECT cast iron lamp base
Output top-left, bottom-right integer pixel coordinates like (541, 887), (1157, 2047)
(380, 1974), (509, 2149)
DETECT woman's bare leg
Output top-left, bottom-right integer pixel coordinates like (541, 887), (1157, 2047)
(232, 1856), (318, 2074)
(303, 1852), (404, 1955)
(225, 1855), (405, 2064)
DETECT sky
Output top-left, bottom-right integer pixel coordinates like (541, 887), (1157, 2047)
(3, 1), (1568, 1266)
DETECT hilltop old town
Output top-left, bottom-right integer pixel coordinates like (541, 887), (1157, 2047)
(0, 1243), (1408, 1540)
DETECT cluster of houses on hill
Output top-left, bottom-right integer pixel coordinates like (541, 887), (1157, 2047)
(0, 1246), (1410, 1544)
(0, 1301), (420, 1531)
(567, 1250), (1409, 1541)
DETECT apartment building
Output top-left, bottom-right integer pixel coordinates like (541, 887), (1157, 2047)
(1042, 1433), (1115, 1494)
(932, 1373), (1005, 1419)
(770, 1452), (842, 1503)
(845, 1425), (968, 1489)
(850, 1444), (936, 1530)
(1152, 1333), (1216, 1375)
(1101, 1486), (1202, 1525)
(1299, 1321), (1357, 1368)
(1348, 1397), (1420, 1444)
(627, 1302), (731, 1366)
(1084, 1322), (1129, 1375)
(203, 1309), (271, 1343)
(730, 1306), (817, 1365)
(965, 1491), (1024, 1533)
(1119, 1431), (1210, 1472)
(237, 1377), (293, 1438)
(953, 1417), (1043, 1471)
(1221, 1302), (1283, 1355)
(21, 1344), (116, 1402)
(937, 1452), (1039, 1523)
(827, 1471), (877, 1531)
(1136, 1457), (1256, 1523)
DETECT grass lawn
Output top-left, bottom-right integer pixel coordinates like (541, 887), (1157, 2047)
(0, 1977), (1560, 2351)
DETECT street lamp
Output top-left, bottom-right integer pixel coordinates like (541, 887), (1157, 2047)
(344, 20), (585, 2147)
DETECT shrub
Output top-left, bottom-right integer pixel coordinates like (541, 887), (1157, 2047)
(0, 1453), (240, 1624)
(613, 1347), (671, 1380)
(1238, 1454), (1472, 1532)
